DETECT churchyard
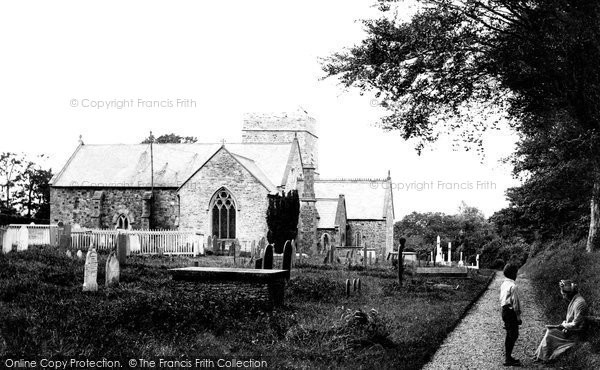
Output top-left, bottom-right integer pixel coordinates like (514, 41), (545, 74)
(0, 226), (494, 369)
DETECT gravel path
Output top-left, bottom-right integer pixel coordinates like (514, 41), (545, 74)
(422, 271), (552, 370)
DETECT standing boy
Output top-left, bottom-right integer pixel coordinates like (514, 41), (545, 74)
(499, 263), (522, 366)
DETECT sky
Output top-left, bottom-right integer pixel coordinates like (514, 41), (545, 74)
(0, 0), (519, 218)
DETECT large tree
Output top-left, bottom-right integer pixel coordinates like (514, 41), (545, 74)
(141, 133), (198, 144)
(323, 0), (600, 251)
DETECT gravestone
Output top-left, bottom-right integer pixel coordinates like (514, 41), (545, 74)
(262, 244), (274, 269)
(66, 250), (72, 258)
(282, 240), (292, 279)
(116, 234), (128, 265)
(50, 226), (59, 246)
(129, 234), (141, 254)
(206, 235), (213, 254)
(82, 248), (98, 292)
(17, 226), (28, 252)
(2, 231), (11, 254)
(212, 237), (219, 255)
(290, 239), (297, 267)
(59, 224), (72, 250)
(105, 252), (120, 287)
(76, 249), (83, 259)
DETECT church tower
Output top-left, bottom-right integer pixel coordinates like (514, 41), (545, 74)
(242, 108), (319, 173)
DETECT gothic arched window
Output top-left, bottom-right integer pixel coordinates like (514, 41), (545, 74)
(211, 188), (236, 239)
(116, 214), (130, 229)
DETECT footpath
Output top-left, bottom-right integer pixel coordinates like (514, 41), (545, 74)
(423, 271), (552, 369)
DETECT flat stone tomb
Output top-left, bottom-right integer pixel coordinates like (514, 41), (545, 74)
(169, 267), (288, 283)
(169, 267), (288, 305)
(416, 267), (469, 278)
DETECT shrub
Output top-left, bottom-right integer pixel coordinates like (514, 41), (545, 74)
(526, 238), (600, 367)
(480, 237), (529, 269)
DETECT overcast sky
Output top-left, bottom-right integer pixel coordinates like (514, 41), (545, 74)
(0, 0), (519, 218)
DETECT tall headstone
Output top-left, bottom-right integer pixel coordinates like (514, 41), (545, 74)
(116, 234), (128, 265)
(212, 237), (219, 255)
(435, 235), (443, 264)
(50, 226), (59, 246)
(105, 252), (120, 287)
(206, 235), (213, 254)
(262, 244), (274, 269)
(282, 240), (292, 279)
(17, 226), (28, 252)
(291, 239), (297, 266)
(59, 224), (72, 250)
(447, 242), (452, 264)
(476, 254), (480, 269)
(83, 248), (98, 292)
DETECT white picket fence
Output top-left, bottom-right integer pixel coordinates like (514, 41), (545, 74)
(71, 228), (204, 256)
(1, 224), (57, 248)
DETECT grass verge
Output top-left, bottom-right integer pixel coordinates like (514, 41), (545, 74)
(0, 247), (493, 369)
(525, 239), (600, 369)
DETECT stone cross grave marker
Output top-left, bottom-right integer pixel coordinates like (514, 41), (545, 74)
(105, 252), (120, 287)
(83, 248), (98, 292)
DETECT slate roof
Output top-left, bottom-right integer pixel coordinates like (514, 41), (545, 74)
(315, 198), (339, 229)
(50, 142), (296, 189)
(314, 179), (392, 220)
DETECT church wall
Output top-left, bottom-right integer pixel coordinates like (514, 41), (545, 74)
(178, 149), (269, 242)
(347, 220), (387, 257)
(316, 228), (338, 254)
(50, 187), (178, 229)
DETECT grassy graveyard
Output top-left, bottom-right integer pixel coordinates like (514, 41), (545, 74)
(0, 247), (493, 369)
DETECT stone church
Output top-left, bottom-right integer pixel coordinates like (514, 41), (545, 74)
(50, 109), (395, 256)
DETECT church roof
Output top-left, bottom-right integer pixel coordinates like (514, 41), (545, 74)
(50, 142), (296, 188)
(314, 179), (391, 220)
(315, 198), (339, 229)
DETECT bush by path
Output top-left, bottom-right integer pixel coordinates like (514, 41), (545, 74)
(526, 238), (600, 369)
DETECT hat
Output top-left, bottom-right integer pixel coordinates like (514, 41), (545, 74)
(559, 280), (578, 292)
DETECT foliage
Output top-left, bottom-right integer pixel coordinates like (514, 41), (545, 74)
(266, 190), (300, 253)
(140, 133), (198, 144)
(0, 153), (52, 219)
(526, 239), (600, 367)
(323, 0), (600, 250)
(479, 236), (529, 269)
(394, 203), (494, 260)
